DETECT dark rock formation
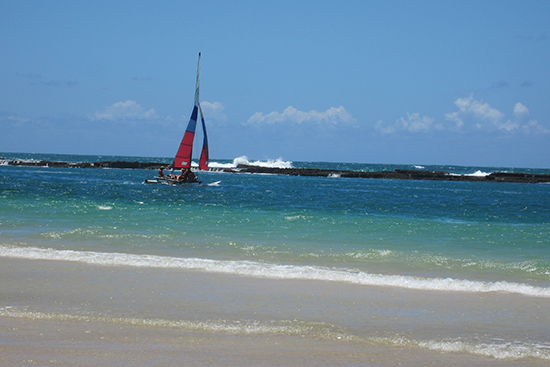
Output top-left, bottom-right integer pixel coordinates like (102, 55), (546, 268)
(215, 165), (550, 183)
(2, 159), (167, 170)
(3, 159), (550, 183)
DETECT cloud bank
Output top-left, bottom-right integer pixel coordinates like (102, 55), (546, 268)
(247, 106), (356, 126)
(445, 96), (547, 133)
(90, 100), (229, 129)
(376, 95), (548, 135)
(200, 101), (227, 124)
(376, 113), (437, 135)
(94, 100), (157, 121)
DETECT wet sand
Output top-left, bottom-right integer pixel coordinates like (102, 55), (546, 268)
(1, 257), (548, 366)
(4, 316), (537, 367)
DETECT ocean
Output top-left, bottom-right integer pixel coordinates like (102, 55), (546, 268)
(1, 152), (550, 366)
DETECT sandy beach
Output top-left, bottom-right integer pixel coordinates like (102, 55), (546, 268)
(4, 316), (539, 367)
(2, 257), (549, 366)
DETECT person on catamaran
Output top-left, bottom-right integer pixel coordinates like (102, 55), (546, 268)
(177, 168), (190, 182)
(177, 168), (201, 183)
(187, 170), (198, 182)
(166, 167), (176, 179)
(158, 167), (165, 178)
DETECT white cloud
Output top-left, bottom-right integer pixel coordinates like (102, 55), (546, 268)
(247, 106), (356, 125)
(375, 113), (435, 134)
(375, 97), (548, 136)
(200, 101), (227, 123)
(522, 120), (549, 134)
(94, 100), (157, 121)
(444, 96), (548, 134)
(511, 103), (549, 134)
(445, 95), (505, 130)
(375, 120), (396, 135)
(513, 102), (529, 118)
(398, 112), (436, 132)
(1, 114), (31, 126)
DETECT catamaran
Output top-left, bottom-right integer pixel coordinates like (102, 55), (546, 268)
(146, 53), (209, 185)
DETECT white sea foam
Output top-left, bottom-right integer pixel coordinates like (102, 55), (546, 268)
(344, 249), (393, 259)
(449, 170), (491, 177)
(0, 308), (311, 335)
(209, 156), (293, 169)
(2, 158), (41, 164)
(3, 305), (547, 361)
(421, 339), (550, 360)
(2, 245), (550, 298)
(374, 336), (550, 360)
(466, 170), (491, 177)
(284, 215), (308, 221)
(207, 161), (235, 169)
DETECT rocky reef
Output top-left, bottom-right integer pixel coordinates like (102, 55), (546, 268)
(217, 165), (550, 183)
(3, 159), (550, 183)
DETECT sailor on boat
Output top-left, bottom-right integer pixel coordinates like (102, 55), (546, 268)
(181, 168), (189, 182)
(176, 168), (200, 183)
(187, 170), (201, 183)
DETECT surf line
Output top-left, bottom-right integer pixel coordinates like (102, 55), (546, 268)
(2, 245), (549, 298)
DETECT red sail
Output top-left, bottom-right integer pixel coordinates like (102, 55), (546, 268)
(198, 106), (209, 170)
(173, 105), (198, 168)
(172, 53), (209, 171)
(173, 53), (202, 169)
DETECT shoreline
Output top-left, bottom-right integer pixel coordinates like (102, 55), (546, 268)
(3, 158), (550, 183)
(2, 257), (550, 366)
(0, 316), (505, 367)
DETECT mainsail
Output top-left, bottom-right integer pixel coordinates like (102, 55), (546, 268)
(173, 53), (209, 169)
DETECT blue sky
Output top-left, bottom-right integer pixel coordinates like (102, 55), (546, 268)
(1, 0), (549, 168)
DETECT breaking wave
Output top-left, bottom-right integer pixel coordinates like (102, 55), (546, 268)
(0, 307), (314, 336)
(2, 245), (550, 298)
(449, 170), (491, 177)
(373, 336), (550, 360)
(209, 156), (292, 169)
(2, 306), (549, 361)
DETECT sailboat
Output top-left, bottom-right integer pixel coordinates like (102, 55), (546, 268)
(147, 53), (209, 185)
(173, 52), (209, 173)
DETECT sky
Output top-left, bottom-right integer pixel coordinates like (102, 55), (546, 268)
(1, 0), (549, 168)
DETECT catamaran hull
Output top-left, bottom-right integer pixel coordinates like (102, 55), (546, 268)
(144, 178), (200, 185)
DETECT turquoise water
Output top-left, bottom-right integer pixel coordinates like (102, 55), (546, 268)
(2, 153), (549, 286)
(2, 153), (550, 361)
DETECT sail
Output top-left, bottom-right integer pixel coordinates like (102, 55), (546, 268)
(198, 105), (209, 170)
(173, 53), (202, 169)
(173, 105), (198, 168)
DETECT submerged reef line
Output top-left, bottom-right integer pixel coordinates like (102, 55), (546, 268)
(3, 158), (550, 183)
